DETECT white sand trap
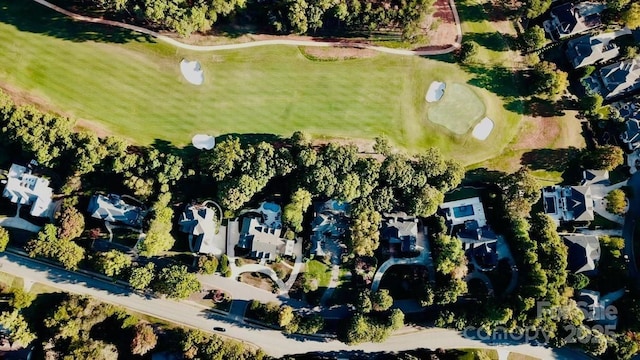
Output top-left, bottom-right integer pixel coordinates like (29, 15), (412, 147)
(425, 81), (446, 102)
(192, 134), (216, 150)
(472, 117), (494, 140)
(180, 59), (204, 85)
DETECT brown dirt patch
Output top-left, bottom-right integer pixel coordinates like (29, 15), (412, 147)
(511, 116), (561, 150)
(301, 46), (378, 60)
(239, 272), (277, 293)
(421, 0), (458, 48)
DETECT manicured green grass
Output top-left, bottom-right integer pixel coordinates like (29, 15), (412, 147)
(306, 260), (332, 288)
(0, 0), (522, 165)
(427, 83), (486, 134)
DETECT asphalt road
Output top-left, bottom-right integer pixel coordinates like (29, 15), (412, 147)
(623, 172), (640, 284)
(0, 252), (593, 359)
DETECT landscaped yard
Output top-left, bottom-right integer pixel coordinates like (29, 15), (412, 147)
(457, 348), (498, 360)
(238, 272), (278, 293)
(269, 261), (292, 282)
(305, 260), (332, 288)
(0, 0), (522, 166)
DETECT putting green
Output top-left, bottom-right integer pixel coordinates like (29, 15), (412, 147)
(427, 83), (486, 135)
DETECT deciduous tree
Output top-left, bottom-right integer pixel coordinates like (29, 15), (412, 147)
(57, 206), (85, 241)
(95, 249), (132, 277)
(622, 3), (640, 28)
(154, 265), (201, 299)
(606, 189), (627, 215)
(129, 263), (156, 290)
(131, 323), (158, 355)
(0, 227), (9, 252)
(349, 210), (382, 256)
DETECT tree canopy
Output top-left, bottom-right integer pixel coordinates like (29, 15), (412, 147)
(153, 265), (202, 299)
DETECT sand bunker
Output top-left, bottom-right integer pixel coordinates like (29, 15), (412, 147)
(472, 117), (494, 140)
(180, 60), (204, 85)
(425, 81), (446, 102)
(192, 134), (216, 150)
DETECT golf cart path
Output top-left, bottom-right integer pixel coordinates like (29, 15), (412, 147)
(32, 0), (462, 56)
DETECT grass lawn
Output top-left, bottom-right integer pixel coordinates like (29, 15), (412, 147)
(305, 259), (332, 288)
(0, 0), (522, 166)
(507, 353), (539, 360)
(0, 271), (23, 289)
(427, 83), (486, 134)
(456, 348), (499, 360)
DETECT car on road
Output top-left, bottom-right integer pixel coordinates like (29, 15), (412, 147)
(213, 327), (226, 332)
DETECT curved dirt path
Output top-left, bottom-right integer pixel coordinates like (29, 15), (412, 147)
(32, 0), (462, 56)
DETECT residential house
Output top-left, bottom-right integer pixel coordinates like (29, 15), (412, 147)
(577, 288), (624, 324)
(179, 202), (224, 255)
(590, 57), (640, 99)
(441, 196), (500, 270)
(457, 220), (500, 271)
(310, 200), (350, 262)
(563, 234), (601, 274)
(565, 28), (631, 68)
(234, 217), (293, 262)
(578, 289), (606, 321)
(439, 196), (487, 228)
(581, 169), (610, 186)
(381, 212), (419, 254)
(616, 100), (640, 149)
(2, 163), (53, 218)
(230, 202), (293, 262)
(87, 194), (146, 227)
(542, 181), (595, 224)
(543, 2), (604, 40)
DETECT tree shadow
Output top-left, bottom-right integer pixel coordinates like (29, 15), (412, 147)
(464, 64), (529, 99)
(520, 147), (582, 173)
(464, 32), (516, 52)
(216, 133), (284, 146)
(283, 348), (455, 359)
(505, 97), (566, 116)
(456, 0), (489, 23)
(0, 0), (155, 45)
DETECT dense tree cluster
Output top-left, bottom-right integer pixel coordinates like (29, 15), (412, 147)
(0, 310), (36, 347)
(153, 265), (202, 299)
(26, 224), (85, 270)
(94, 249), (132, 277)
(581, 145), (625, 171)
(521, 25), (546, 51)
(0, 89), (183, 201)
(200, 133), (463, 234)
(283, 188), (312, 233)
(138, 192), (176, 257)
(247, 300), (325, 334)
(177, 328), (267, 359)
(81, 0), (434, 41)
(532, 61), (569, 100)
(198, 254), (219, 274)
(128, 262), (156, 290)
(523, 0), (552, 19)
(56, 206), (85, 241)
(606, 189), (627, 215)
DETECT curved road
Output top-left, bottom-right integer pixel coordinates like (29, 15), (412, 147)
(0, 252), (587, 359)
(32, 0), (461, 56)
